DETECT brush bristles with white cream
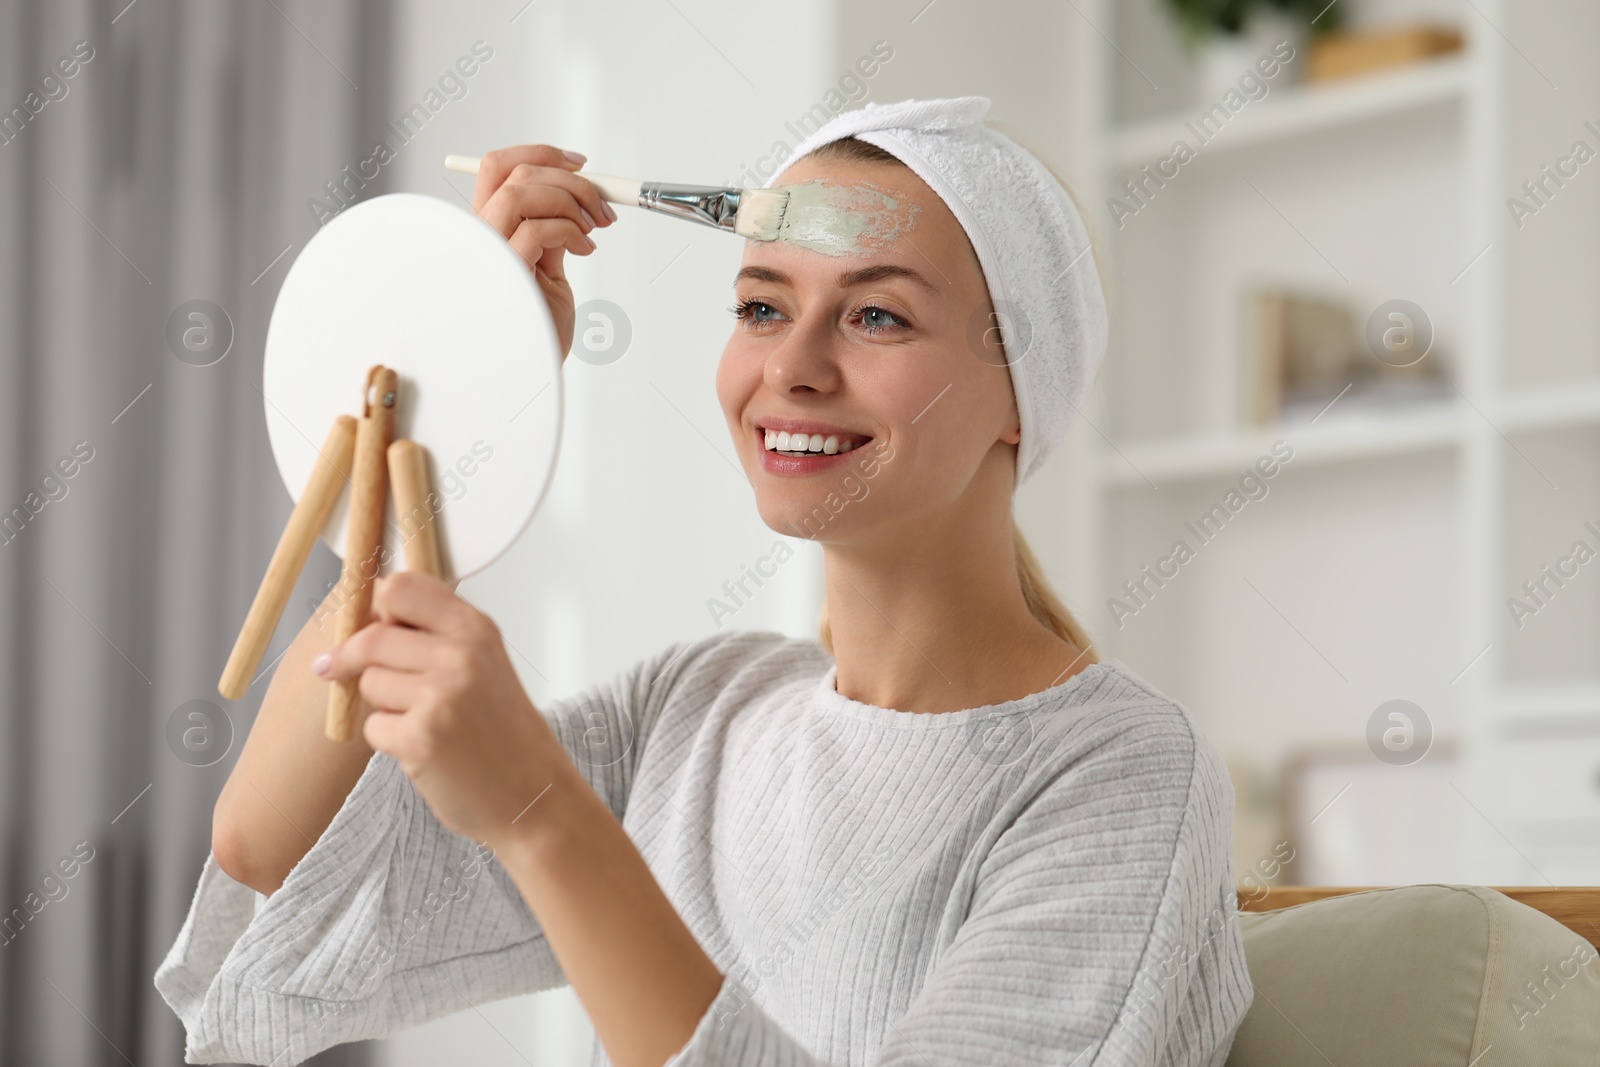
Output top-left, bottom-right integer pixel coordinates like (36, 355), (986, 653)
(443, 155), (791, 241)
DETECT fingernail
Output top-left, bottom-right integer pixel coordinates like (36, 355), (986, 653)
(579, 207), (596, 230)
(584, 233), (598, 251)
(562, 149), (587, 165)
(312, 651), (333, 678)
(600, 201), (617, 223)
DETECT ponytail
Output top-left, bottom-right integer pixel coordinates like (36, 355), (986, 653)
(1012, 521), (1098, 660)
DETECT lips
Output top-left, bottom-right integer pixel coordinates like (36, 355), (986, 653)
(752, 420), (874, 476)
(755, 418), (872, 457)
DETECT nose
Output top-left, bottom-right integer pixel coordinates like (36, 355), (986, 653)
(761, 313), (843, 397)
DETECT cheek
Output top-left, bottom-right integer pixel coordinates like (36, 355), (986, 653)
(715, 342), (754, 425)
(863, 355), (977, 448)
(876, 357), (1008, 480)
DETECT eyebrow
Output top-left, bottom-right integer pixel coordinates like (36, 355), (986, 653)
(733, 263), (939, 293)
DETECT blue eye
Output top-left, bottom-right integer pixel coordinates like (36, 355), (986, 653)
(858, 305), (907, 333)
(732, 298), (784, 325)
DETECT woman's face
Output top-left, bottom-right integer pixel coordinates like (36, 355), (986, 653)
(715, 153), (1019, 545)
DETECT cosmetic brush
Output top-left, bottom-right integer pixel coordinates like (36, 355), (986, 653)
(444, 154), (790, 241)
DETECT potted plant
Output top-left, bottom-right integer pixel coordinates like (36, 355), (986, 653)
(1164, 0), (1344, 100)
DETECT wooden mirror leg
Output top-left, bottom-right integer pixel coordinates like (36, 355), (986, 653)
(326, 366), (398, 743)
(218, 414), (357, 701)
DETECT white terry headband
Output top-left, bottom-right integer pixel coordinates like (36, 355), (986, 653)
(768, 96), (1109, 487)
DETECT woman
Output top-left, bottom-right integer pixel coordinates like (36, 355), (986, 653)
(157, 97), (1252, 1067)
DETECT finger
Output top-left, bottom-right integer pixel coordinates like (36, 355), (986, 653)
(322, 617), (437, 681)
(361, 701), (411, 759)
(474, 144), (585, 212)
(560, 169), (614, 228)
(508, 217), (592, 275)
(533, 262), (572, 310)
(371, 570), (486, 637)
(357, 664), (425, 712)
(480, 180), (594, 243)
(500, 165), (613, 230)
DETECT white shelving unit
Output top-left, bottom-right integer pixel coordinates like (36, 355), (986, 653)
(1109, 52), (1472, 168)
(1073, 0), (1600, 886)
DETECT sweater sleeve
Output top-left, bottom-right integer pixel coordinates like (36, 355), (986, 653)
(154, 638), (694, 1065)
(659, 704), (1253, 1067)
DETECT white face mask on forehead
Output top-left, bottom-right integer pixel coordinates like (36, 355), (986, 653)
(771, 96), (1108, 487)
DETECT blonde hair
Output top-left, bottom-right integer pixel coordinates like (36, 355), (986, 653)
(802, 136), (1101, 664)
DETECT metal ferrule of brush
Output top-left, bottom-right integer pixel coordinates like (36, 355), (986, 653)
(637, 182), (743, 233)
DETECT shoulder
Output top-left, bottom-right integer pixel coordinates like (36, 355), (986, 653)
(1033, 660), (1213, 763)
(1021, 659), (1234, 839)
(994, 662), (1240, 953)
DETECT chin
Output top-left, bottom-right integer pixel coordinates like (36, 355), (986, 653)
(754, 490), (828, 543)
(759, 476), (889, 544)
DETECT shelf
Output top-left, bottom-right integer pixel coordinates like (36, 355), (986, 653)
(1100, 377), (1600, 487)
(1494, 682), (1600, 739)
(1499, 378), (1600, 434)
(1101, 400), (1465, 487)
(1109, 54), (1472, 170)
(1084, 0), (1600, 886)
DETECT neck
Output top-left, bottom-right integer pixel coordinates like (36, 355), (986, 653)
(820, 458), (1090, 714)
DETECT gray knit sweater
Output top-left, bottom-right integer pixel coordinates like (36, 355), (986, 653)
(155, 629), (1253, 1065)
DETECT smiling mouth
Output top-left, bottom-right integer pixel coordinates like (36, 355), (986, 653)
(760, 426), (872, 456)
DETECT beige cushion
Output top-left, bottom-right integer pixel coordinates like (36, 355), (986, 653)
(1224, 884), (1600, 1066)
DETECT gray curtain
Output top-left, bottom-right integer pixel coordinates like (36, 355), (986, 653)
(0, 1), (391, 1062)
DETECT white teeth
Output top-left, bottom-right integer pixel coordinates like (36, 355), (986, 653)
(762, 427), (867, 454)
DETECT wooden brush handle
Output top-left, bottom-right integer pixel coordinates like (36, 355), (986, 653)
(325, 366), (399, 743)
(218, 415), (358, 700)
(387, 439), (444, 579)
